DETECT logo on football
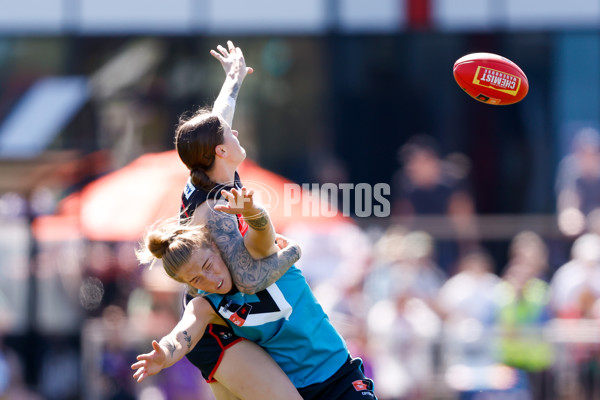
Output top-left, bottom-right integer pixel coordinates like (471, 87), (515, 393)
(453, 53), (528, 105)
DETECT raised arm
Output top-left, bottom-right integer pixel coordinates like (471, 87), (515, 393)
(210, 40), (253, 127)
(193, 205), (301, 295)
(131, 297), (216, 382)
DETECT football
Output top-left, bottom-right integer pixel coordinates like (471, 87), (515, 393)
(453, 53), (529, 105)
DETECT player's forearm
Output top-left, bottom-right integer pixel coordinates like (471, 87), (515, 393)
(254, 243), (302, 293)
(206, 211), (301, 294)
(212, 78), (242, 127)
(242, 205), (278, 258)
(235, 241), (301, 294)
(158, 330), (194, 368)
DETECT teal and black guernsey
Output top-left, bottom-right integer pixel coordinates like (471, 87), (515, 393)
(202, 265), (349, 388)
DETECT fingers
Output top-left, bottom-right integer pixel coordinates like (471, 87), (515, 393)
(211, 41), (254, 78)
(221, 188), (243, 209)
(233, 187), (250, 199)
(131, 341), (163, 383)
(235, 186), (254, 198)
(212, 41), (247, 61)
(221, 189), (235, 203)
(221, 187), (251, 202)
(214, 192), (236, 214)
(210, 49), (223, 62)
(131, 360), (148, 382)
(134, 340), (160, 362)
(134, 367), (149, 383)
(213, 187), (254, 214)
(133, 367), (145, 382)
(236, 46), (253, 74)
(217, 44), (229, 58)
(136, 352), (153, 361)
(215, 41), (238, 58)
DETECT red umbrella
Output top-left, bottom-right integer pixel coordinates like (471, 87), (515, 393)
(34, 150), (350, 242)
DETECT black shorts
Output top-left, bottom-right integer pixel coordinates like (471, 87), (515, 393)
(183, 293), (244, 383)
(185, 323), (244, 382)
(298, 357), (377, 400)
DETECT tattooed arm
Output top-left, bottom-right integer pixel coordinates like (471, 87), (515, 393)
(193, 204), (301, 295)
(131, 297), (218, 382)
(214, 187), (278, 259)
(241, 204), (278, 258)
(210, 40), (253, 127)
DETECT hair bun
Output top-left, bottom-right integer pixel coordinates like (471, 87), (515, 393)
(146, 231), (172, 259)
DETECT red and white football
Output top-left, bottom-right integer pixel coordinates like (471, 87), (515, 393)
(453, 53), (529, 105)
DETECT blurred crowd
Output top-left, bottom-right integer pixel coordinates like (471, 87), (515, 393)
(1, 129), (600, 400)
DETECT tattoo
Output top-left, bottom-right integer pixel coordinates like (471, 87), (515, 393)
(206, 211), (301, 294)
(230, 82), (241, 100)
(161, 340), (176, 358)
(244, 207), (269, 231)
(182, 330), (192, 350)
(246, 215), (268, 231)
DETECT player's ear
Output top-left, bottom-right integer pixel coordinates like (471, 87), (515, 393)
(215, 145), (227, 158)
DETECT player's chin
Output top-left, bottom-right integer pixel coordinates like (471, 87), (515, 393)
(239, 149), (247, 161)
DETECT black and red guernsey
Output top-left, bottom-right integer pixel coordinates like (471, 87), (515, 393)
(180, 170), (249, 235)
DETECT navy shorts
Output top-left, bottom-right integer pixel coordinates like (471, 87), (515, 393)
(298, 357), (377, 400)
(183, 293), (244, 383)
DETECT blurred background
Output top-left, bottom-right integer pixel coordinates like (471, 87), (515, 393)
(1, 0), (600, 399)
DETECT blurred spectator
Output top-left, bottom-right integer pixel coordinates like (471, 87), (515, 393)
(495, 232), (554, 400)
(549, 233), (600, 319)
(313, 275), (375, 397)
(365, 228), (446, 307)
(364, 228), (444, 399)
(366, 286), (441, 400)
(284, 221), (372, 286)
(508, 231), (551, 281)
(437, 251), (519, 400)
(548, 233), (600, 400)
(556, 127), (600, 237)
(391, 134), (478, 274)
(438, 250), (500, 324)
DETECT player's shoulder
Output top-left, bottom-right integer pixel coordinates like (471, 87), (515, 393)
(189, 202), (211, 224)
(187, 295), (217, 317)
(190, 199), (232, 224)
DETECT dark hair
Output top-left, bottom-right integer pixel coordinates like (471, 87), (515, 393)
(175, 109), (225, 191)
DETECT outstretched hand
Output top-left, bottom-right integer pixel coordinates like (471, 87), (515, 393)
(131, 340), (166, 383)
(214, 186), (257, 216)
(211, 40), (254, 82)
